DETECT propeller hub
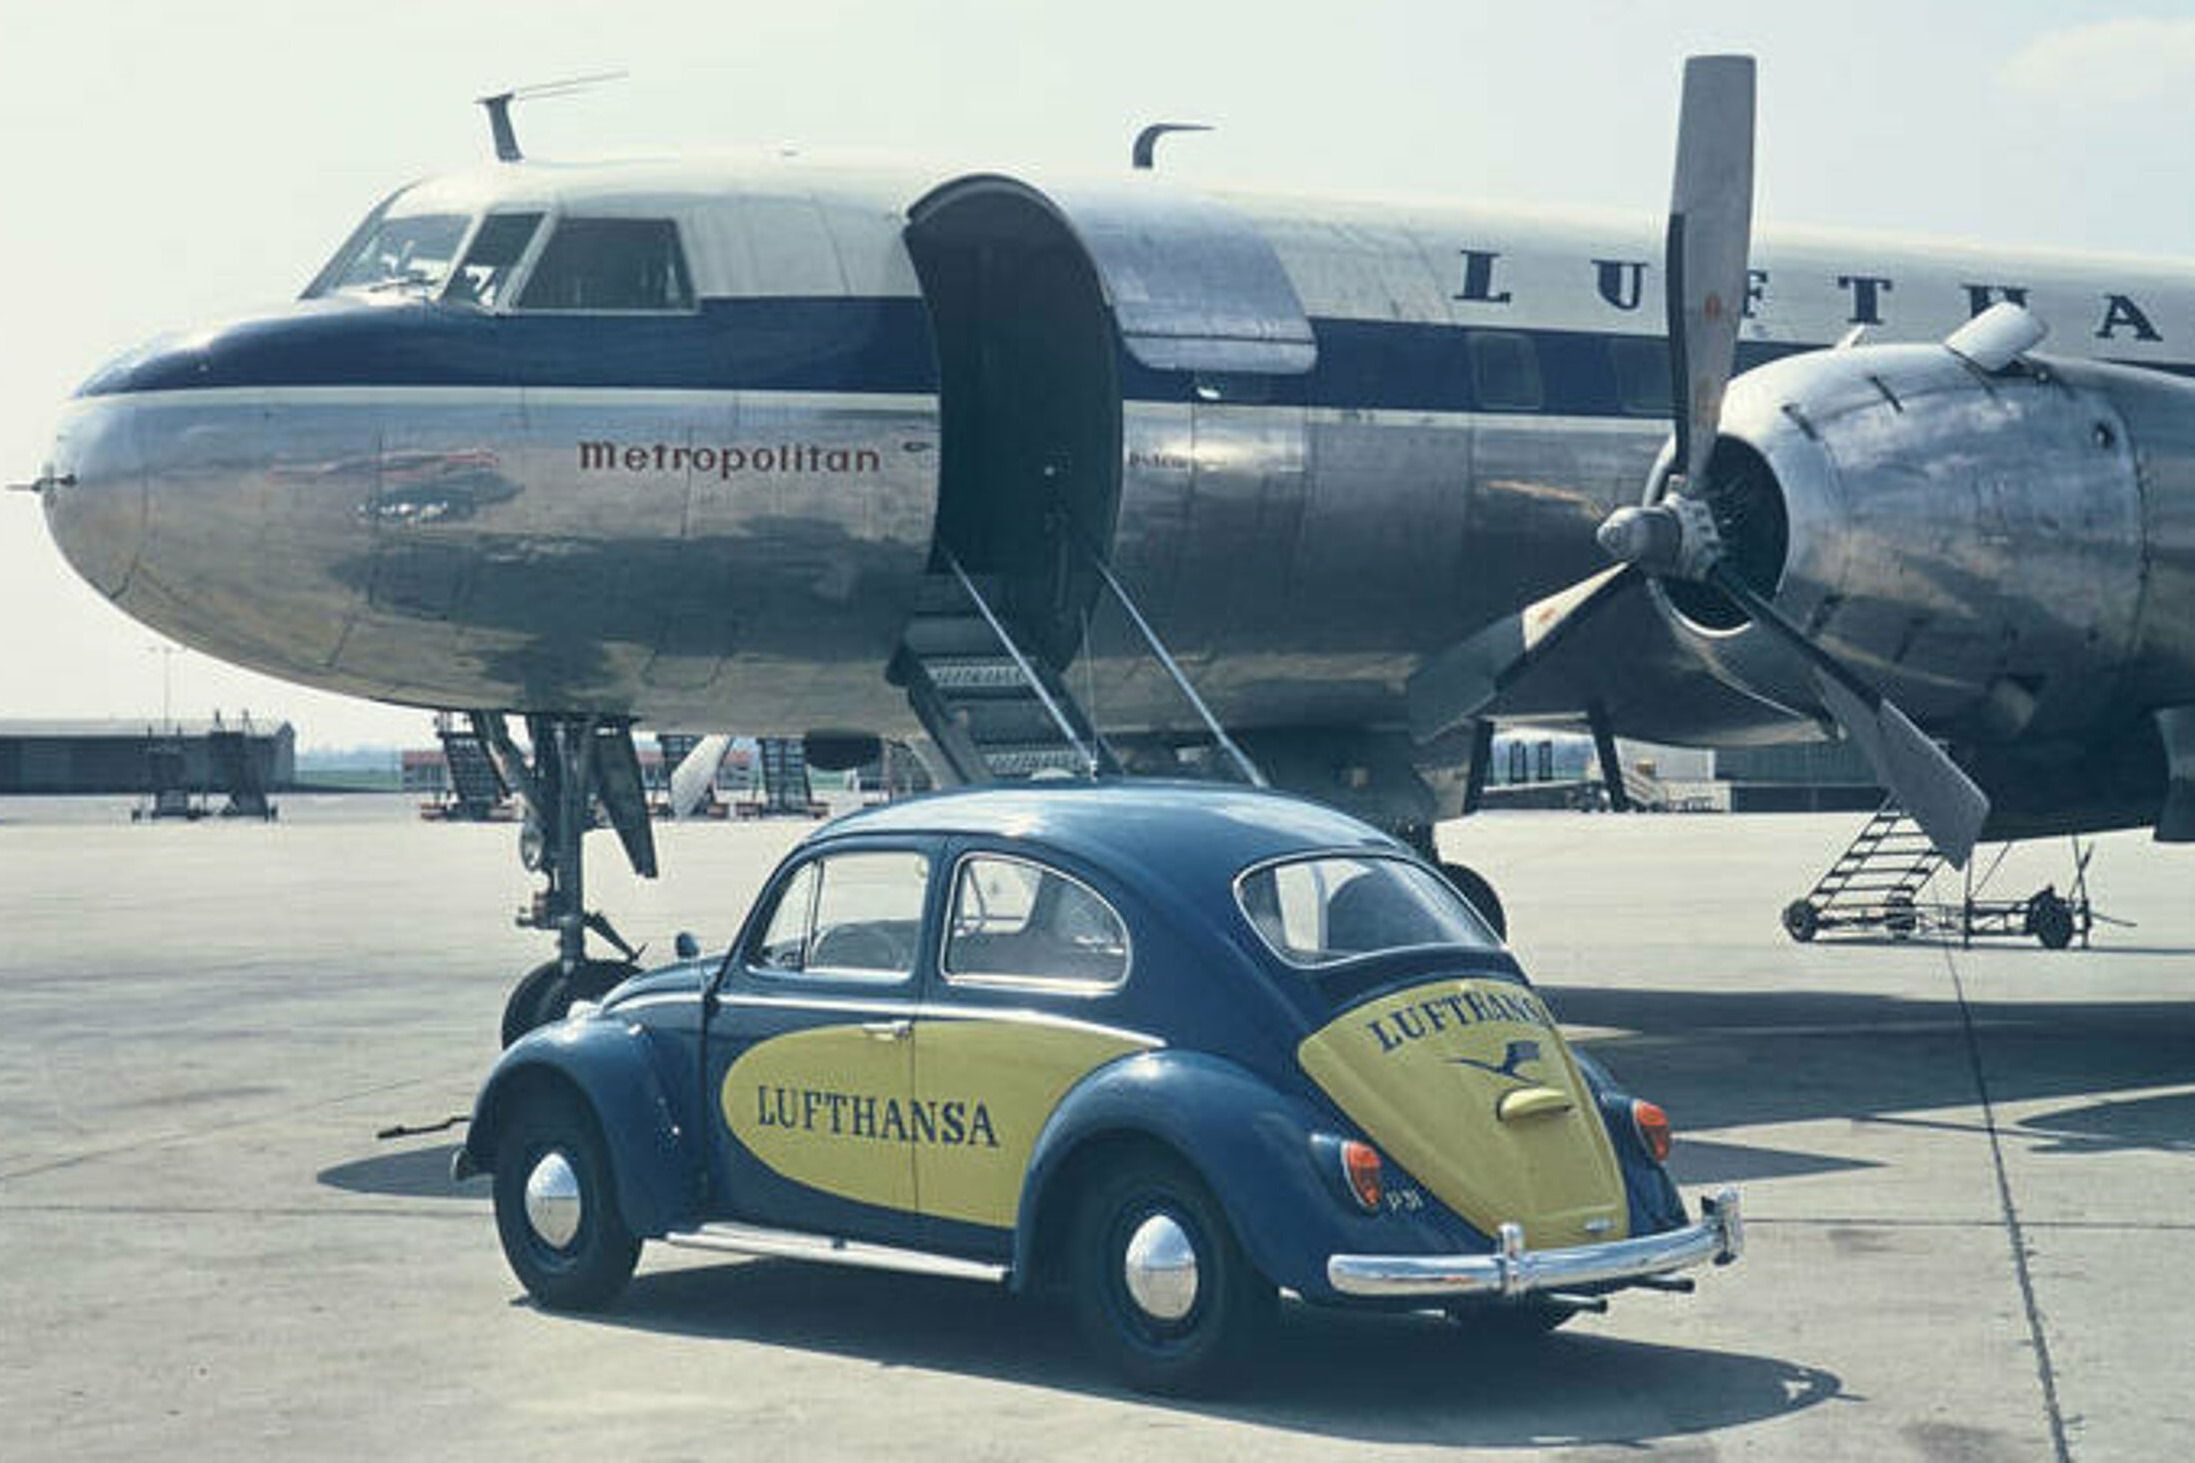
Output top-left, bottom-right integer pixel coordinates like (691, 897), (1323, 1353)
(1597, 495), (1723, 581)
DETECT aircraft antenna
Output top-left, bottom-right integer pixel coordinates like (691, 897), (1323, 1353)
(475, 71), (629, 163)
(1132, 122), (1213, 170)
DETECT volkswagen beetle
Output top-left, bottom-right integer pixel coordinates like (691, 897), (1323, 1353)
(455, 782), (1741, 1392)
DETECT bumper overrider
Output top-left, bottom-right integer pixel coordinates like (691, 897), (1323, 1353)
(1326, 1187), (1744, 1299)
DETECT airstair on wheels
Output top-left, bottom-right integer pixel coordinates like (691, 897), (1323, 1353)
(434, 712), (512, 821)
(891, 547), (1262, 788)
(1781, 799), (1944, 942)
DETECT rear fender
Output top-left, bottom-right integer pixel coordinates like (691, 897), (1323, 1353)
(1013, 1049), (1479, 1300)
(461, 1020), (698, 1237)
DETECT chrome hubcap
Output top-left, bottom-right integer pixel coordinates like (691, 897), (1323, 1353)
(523, 1150), (583, 1250)
(1122, 1213), (1199, 1323)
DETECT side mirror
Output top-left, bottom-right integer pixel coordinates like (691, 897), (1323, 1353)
(674, 931), (700, 960)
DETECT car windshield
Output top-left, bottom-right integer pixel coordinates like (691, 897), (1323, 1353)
(1236, 855), (1498, 967)
(312, 210), (472, 296)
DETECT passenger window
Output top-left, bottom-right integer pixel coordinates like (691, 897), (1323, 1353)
(1469, 331), (1543, 411)
(445, 212), (544, 308)
(944, 856), (1129, 991)
(1610, 335), (1672, 414)
(515, 218), (695, 312)
(806, 852), (929, 978)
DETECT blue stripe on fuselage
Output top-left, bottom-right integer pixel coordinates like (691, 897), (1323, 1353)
(76, 294), (2195, 414)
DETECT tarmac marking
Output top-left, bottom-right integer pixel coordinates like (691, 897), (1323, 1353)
(1942, 941), (2074, 1463)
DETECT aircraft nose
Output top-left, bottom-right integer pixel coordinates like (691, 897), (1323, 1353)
(41, 396), (146, 598)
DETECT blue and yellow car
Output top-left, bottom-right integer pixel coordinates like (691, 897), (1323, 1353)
(456, 782), (1741, 1392)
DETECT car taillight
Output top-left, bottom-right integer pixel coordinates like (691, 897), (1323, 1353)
(1631, 1099), (1673, 1163)
(1341, 1139), (1384, 1211)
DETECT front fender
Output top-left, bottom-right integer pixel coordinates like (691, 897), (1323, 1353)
(1015, 1049), (1482, 1301)
(460, 1017), (698, 1237)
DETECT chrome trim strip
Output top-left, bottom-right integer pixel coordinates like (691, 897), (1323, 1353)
(663, 1222), (1009, 1285)
(1325, 1187), (1743, 1299)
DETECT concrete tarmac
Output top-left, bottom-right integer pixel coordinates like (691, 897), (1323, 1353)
(1, 796), (2188, 1460)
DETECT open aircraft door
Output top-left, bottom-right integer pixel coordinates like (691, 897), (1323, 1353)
(905, 175), (1315, 662)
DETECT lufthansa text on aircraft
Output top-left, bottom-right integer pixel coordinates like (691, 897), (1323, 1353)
(578, 440), (885, 480)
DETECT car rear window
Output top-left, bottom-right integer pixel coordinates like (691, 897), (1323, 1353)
(1236, 855), (1497, 967)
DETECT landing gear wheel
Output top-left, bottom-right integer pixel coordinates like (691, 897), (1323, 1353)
(1069, 1156), (1272, 1395)
(1439, 862), (1508, 941)
(500, 959), (641, 1047)
(2028, 892), (2075, 950)
(1782, 899), (1820, 943)
(491, 1088), (639, 1311)
(1884, 893), (1917, 941)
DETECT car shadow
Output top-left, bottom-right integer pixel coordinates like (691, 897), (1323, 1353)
(317, 1142), (477, 1200)
(557, 1258), (1839, 1448)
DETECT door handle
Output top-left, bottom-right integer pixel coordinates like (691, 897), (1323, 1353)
(860, 1019), (912, 1041)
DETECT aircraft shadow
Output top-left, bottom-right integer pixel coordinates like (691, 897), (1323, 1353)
(1544, 983), (2195, 1142)
(561, 1258), (1840, 1448)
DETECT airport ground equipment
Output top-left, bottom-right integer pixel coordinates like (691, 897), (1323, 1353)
(456, 782), (1739, 1395)
(741, 738), (826, 818)
(1782, 802), (2109, 948)
(432, 713), (512, 821)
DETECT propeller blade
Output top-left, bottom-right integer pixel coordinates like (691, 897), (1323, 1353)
(1408, 564), (1639, 741)
(668, 733), (732, 819)
(1704, 562), (1988, 866)
(1664, 54), (1756, 480)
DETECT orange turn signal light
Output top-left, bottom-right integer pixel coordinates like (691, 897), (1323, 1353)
(1631, 1099), (1673, 1163)
(1341, 1139), (1384, 1212)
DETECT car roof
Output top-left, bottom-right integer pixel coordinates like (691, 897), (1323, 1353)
(813, 781), (1401, 882)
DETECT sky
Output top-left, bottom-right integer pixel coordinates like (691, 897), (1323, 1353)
(3, 0), (2192, 748)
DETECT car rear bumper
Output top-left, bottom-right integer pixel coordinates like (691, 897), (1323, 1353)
(1326, 1186), (1743, 1299)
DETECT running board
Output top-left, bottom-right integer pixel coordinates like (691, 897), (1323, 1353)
(662, 1222), (1010, 1285)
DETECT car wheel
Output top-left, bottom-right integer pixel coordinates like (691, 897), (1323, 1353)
(1069, 1155), (1273, 1395)
(491, 1088), (640, 1311)
(1782, 899), (1820, 943)
(500, 959), (640, 1047)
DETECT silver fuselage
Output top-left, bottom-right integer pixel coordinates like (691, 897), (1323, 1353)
(40, 153), (2195, 761)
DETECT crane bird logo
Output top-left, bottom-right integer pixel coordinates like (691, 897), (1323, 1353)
(1450, 1039), (1543, 1085)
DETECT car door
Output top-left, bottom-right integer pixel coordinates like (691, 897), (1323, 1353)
(707, 841), (936, 1245)
(911, 848), (1154, 1246)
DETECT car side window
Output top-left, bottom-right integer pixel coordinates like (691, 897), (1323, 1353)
(750, 852), (929, 980)
(943, 855), (1129, 992)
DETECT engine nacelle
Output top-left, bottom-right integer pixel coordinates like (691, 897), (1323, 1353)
(1659, 341), (2195, 750)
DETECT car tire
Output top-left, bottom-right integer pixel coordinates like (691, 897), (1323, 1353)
(500, 959), (640, 1047)
(491, 1088), (640, 1312)
(1068, 1155), (1273, 1395)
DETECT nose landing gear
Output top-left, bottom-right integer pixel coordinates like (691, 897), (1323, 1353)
(474, 713), (659, 1045)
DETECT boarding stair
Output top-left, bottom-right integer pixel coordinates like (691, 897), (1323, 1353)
(1781, 798), (1946, 941)
(890, 547), (1263, 788)
(752, 737), (825, 817)
(208, 712), (276, 820)
(435, 713), (510, 820)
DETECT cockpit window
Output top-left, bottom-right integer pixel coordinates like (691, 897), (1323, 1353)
(444, 212), (544, 308)
(1236, 855), (1498, 967)
(314, 212), (471, 296)
(515, 218), (695, 312)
